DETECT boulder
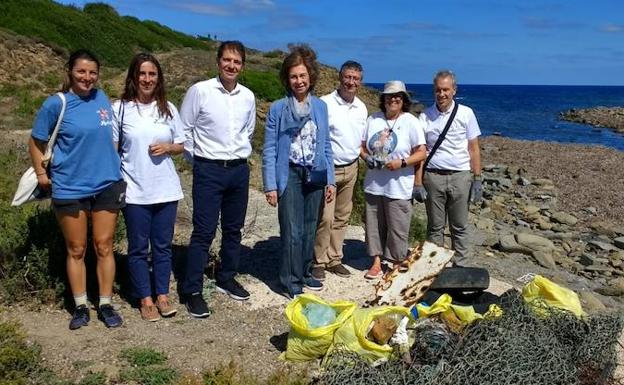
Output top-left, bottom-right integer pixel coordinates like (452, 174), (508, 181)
(532, 250), (556, 269)
(613, 237), (624, 250)
(516, 232), (555, 251)
(498, 234), (533, 255)
(550, 211), (578, 226)
(578, 291), (606, 312)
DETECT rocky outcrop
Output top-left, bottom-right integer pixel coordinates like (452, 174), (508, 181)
(560, 107), (624, 133)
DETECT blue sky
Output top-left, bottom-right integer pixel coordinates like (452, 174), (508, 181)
(58, 0), (624, 85)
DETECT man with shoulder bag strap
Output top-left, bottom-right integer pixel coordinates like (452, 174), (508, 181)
(414, 70), (482, 266)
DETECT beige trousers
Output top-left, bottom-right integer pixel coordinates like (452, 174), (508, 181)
(365, 193), (413, 262)
(313, 161), (359, 268)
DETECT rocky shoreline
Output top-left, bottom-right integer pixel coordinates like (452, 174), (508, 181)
(560, 106), (624, 133)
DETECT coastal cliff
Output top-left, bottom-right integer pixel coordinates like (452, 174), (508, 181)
(561, 106), (624, 133)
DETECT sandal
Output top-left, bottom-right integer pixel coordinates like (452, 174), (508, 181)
(365, 265), (383, 279)
(393, 261), (410, 273)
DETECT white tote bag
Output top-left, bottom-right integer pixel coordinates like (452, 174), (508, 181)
(11, 92), (66, 206)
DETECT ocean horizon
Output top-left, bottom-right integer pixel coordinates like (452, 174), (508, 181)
(366, 83), (624, 151)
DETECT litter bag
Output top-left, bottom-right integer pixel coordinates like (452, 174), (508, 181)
(416, 294), (502, 332)
(328, 306), (413, 364)
(282, 294), (356, 361)
(522, 274), (585, 317)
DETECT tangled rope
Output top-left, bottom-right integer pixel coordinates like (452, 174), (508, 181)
(317, 290), (624, 385)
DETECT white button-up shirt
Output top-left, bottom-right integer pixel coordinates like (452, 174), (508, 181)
(180, 77), (256, 160)
(424, 101), (481, 171)
(320, 90), (368, 166)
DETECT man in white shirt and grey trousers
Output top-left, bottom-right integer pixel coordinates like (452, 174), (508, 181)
(311, 61), (368, 280)
(179, 41), (256, 318)
(414, 70), (482, 266)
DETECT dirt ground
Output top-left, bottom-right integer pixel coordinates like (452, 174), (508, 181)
(1, 135), (623, 382)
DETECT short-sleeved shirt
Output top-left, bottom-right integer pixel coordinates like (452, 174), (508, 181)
(320, 90), (368, 165)
(31, 89), (121, 199)
(362, 112), (426, 199)
(424, 101), (481, 171)
(112, 100), (184, 205)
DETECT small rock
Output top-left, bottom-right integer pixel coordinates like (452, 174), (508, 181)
(613, 237), (624, 249)
(596, 277), (624, 296)
(515, 219), (531, 228)
(517, 176), (531, 186)
(516, 232), (556, 251)
(550, 211), (578, 226)
(582, 207), (597, 215)
(551, 224), (569, 233)
(524, 205), (540, 215)
(532, 250), (556, 269)
(579, 291), (606, 312)
(579, 253), (595, 266)
(476, 218), (495, 231)
(590, 221), (617, 237)
(589, 240), (619, 252)
(532, 178), (554, 187)
(499, 234), (533, 255)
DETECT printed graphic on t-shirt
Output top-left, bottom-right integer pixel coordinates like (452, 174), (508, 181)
(368, 129), (398, 162)
(98, 108), (113, 126)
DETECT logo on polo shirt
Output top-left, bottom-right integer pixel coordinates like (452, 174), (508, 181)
(98, 108), (113, 127)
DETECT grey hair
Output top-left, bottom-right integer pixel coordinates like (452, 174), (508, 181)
(433, 70), (457, 88)
(339, 60), (363, 77)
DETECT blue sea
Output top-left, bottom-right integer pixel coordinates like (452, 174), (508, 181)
(367, 83), (624, 151)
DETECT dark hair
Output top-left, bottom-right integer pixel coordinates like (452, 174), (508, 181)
(378, 92), (412, 114)
(279, 44), (319, 93)
(120, 53), (171, 119)
(62, 49), (100, 92)
(339, 60), (363, 78)
(218, 40), (246, 64)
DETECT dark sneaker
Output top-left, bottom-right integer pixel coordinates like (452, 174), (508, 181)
(216, 279), (250, 301)
(310, 266), (326, 281)
(69, 305), (90, 330)
(304, 277), (324, 291)
(185, 293), (211, 318)
(327, 263), (351, 278)
(97, 304), (123, 328)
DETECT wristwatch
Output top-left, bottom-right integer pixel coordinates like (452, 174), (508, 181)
(473, 174), (482, 181)
(401, 158), (407, 168)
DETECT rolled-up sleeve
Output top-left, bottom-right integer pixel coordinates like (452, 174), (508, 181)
(262, 103), (278, 192)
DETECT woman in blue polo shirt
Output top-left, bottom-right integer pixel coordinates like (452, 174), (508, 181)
(29, 49), (125, 330)
(112, 53), (184, 322)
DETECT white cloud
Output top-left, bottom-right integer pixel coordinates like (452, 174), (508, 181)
(601, 24), (624, 33)
(174, 2), (231, 16)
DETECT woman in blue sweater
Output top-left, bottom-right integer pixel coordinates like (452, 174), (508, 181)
(262, 45), (336, 298)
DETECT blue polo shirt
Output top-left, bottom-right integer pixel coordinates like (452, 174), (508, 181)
(31, 89), (121, 199)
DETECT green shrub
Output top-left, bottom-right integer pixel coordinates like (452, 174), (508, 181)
(120, 347), (177, 385)
(238, 70), (284, 102)
(120, 347), (167, 367)
(78, 371), (107, 385)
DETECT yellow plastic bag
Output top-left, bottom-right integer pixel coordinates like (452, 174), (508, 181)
(328, 306), (412, 364)
(416, 294), (502, 331)
(282, 294), (356, 361)
(522, 275), (585, 317)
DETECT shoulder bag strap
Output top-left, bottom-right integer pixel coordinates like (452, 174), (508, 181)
(42, 92), (67, 166)
(117, 101), (125, 156)
(422, 101), (459, 171)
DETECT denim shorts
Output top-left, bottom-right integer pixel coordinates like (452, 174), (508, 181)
(52, 180), (127, 214)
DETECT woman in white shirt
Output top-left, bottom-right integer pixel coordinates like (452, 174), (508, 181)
(112, 53), (184, 321)
(360, 81), (426, 279)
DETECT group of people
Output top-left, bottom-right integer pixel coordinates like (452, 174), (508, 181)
(28, 40), (482, 330)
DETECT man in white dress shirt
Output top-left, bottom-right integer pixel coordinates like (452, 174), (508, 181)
(311, 61), (368, 280)
(414, 70), (482, 266)
(179, 41), (256, 317)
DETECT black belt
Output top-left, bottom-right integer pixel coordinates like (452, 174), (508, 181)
(195, 156), (247, 167)
(335, 158), (358, 168)
(426, 168), (464, 175)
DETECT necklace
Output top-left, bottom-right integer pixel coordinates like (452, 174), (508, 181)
(384, 112), (402, 134)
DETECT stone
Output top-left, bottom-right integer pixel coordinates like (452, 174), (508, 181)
(584, 265), (613, 274)
(476, 218), (495, 231)
(578, 291), (606, 312)
(532, 178), (554, 187)
(578, 253), (595, 266)
(613, 237), (624, 250)
(582, 207), (597, 215)
(614, 226), (624, 236)
(561, 242), (572, 253)
(550, 211), (578, 226)
(543, 231), (578, 240)
(551, 224), (569, 233)
(588, 240), (619, 252)
(596, 277), (624, 296)
(532, 250), (556, 269)
(516, 232), (555, 251)
(524, 205), (540, 215)
(515, 219), (531, 228)
(590, 221), (617, 237)
(517, 176), (531, 186)
(536, 218), (553, 231)
(499, 234), (533, 255)
(483, 164), (507, 173)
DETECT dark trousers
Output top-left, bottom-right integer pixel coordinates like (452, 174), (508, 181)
(278, 166), (324, 296)
(124, 201), (178, 299)
(181, 159), (249, 295)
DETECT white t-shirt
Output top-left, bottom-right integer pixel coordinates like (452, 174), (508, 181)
(320, 90), (368, 165)
(112, 100), (184, 205)
(362, 111), (426, 199)
(424, 101), (481, 171)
